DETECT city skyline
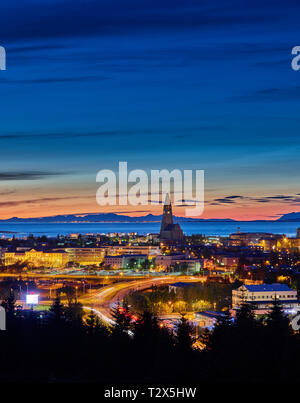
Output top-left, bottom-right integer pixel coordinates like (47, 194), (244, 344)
(1, 0), (300, 220)
(2, 1), (300, 388)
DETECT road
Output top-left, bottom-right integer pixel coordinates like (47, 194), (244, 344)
(80, 275), (203, 325)
(0, 272), (161, 281)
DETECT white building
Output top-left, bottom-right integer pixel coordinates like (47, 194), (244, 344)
(104, 254), (147, 270)
(195, 311), (227, 329)
(155, 254), (202, 272)
(232, 283), (300, 314)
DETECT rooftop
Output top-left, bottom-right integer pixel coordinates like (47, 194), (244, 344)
(169, 282), (197, 288)
(243, 283), (292, 292)
(196, 311), (225, 318)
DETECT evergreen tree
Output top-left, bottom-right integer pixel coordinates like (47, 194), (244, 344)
(207, 309), (233, 354)
(111, 301), (132, 338)
(232, 301), (264, 379)
(1, 289), (16, 329)
(200, 328), (211, 349)
(49, 296), (65, 326)
(65, 300), (84, 325)
(266, 297), (291, 337)
(133, 311), (174, 378)
(264, 297), (293, 378)
(235, 300), (256, 330)
(85, 309), (109, 338)
(1, 289), (16, 316)
(175, 314), (194, 353)
(134, 311), (162, 347)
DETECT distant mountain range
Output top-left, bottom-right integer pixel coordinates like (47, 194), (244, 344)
(0, 211), (299, 223)
(277, 212), (300, 222)
(0, 213), (235, 223)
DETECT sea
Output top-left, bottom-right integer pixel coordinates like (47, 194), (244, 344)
(0, 221), (299, 238)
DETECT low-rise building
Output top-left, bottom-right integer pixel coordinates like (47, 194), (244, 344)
(168, 282), (197, 293)
(155, 254), (202, 272)
(4, 249), (69, 268)
(232, 283), (300, 314)
(64, 248), (105, 266)
(215, 254), (239, 268)
(103, 245), (160, 258)
(195, 311), (227, 329)
(103, 254), (147, 270)
(229, 232), (278, 247)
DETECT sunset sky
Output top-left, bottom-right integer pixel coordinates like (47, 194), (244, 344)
(0, 0), (300, 220)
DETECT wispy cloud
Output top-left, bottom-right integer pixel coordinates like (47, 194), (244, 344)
(1, 76), (110, 84)
(0, 195), (93, 208)
(0, 0), (281, 43)
(210, 194), (300, 206)
(0, 171), (71, 181)
(232, 87), (300, 102)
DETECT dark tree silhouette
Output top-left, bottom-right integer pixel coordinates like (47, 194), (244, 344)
(175, 314), (194, 353)
(49, 296), (65, 325)
(85, 309), (109, 338)
(110, 301), (132, 340)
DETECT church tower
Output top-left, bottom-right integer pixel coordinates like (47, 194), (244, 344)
(160, 193), (173, 233)
(159, 194), (183, 245)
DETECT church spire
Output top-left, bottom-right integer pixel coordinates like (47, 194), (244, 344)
(159, 193), (183, 245)
(160, 193), (173, 234)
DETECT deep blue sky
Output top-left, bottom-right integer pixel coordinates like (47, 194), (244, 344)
(0, 0), (300, 219)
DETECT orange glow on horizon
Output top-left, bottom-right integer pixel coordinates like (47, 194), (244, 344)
(0, 198), (296, 221)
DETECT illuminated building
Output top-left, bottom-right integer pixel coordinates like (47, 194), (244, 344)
(232, 283), (300, 314)
(104, 254), (148, 269)
(215, 255), (239, 268)
(159, 194), (183, 245)
(195, 311), (227, 329)
(103, 245), (160, 258)
(155, 254), (202, 271)
(259, 235), (284, 251)
(64, 248), (105, 265)
(230, 232), (278, 247)
(4, 249), (68, 268)
(258, 228), (300, 251)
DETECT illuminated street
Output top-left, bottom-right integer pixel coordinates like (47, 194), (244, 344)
(80, 276), (201, 324)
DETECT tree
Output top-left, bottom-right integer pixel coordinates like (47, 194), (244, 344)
(133, 311), (174, 377)
(180, 262), (189, 274)
(134, 311), (162, 346)
(128, 258), (138, 270)
(85, 309), (109, 338)
(56, 285), (76, 305)
(1, 289), (16, 327)
(207, 309), (233, 354)
(200, 328), (211, 349)
(141, 259), (151, 271)
(49, 296), (65, 325)
(235, 300), (256, 330)
(110, 301), (132, 338)
(175, 314), (194, 354)
(266, 297), (291, 337)
(65, 300), (84, 328)
(1, 289), (16, 316)
(264, 297), (293, 377)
